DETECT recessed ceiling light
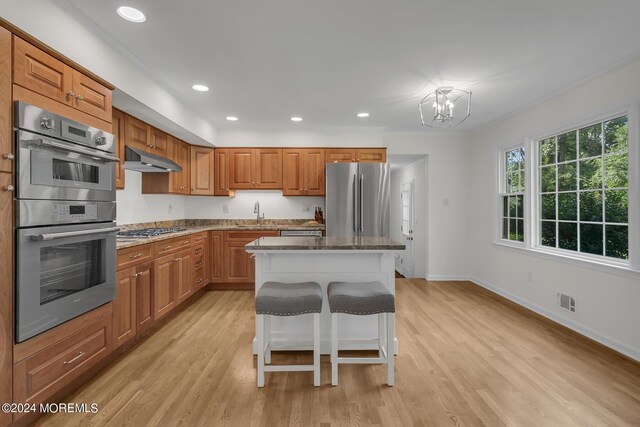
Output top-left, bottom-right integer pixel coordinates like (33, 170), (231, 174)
(117, 6), (146, 23)
(356, 112), (370, 118)
(192, 84), (210, 92)
(290, 117), (303, 122)
(226, 116), (238, 121)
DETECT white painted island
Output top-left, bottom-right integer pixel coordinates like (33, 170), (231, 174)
(245, 236), (405, 354)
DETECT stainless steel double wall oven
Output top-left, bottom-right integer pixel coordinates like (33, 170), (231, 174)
(15, 101), (118, 342)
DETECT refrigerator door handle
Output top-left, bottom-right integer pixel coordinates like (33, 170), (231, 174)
(359, 174), (364, 232)
(352, 174), (357, 232)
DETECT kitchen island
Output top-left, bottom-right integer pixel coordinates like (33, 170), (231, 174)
(245, 236), (405, 354)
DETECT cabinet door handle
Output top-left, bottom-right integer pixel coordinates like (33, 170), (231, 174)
(129, 253), (144, 259)
(3, 185), (14, 192)
(162, 245), (172, 250)
(174, 257), (182, 262)
(132, 272), (141, 278)
(196, 278), (203, 284)
(249, 254), (256, 259)
(3, 153), (14, 160)
(64, 351), (85, 365)
(75, 95), (84, 101)
(66, 91), (75, 98)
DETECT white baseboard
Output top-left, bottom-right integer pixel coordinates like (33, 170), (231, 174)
(468, 276), (640, 362)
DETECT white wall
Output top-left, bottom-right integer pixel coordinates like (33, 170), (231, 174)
(468, 57), (640, 360)
(384, 132), (470, 280)
(0, 0), (217, 145)
(116, 170), (324, 225)
(214, 129), (384, 147)
(390, 158), (428, 278)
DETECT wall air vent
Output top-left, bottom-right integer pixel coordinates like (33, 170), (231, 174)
(557, 293), (576, 313)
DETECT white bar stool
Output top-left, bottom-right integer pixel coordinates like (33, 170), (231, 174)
(255, 281), (322, 387)
(328, 281), (395, 386)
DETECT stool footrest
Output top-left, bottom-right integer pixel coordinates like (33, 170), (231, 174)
(265, 365), (315, 372)
(337, 357), (388, 364)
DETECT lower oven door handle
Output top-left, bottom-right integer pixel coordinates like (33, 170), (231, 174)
(29, 227), (119, 241)
(29, 138), (120, 163)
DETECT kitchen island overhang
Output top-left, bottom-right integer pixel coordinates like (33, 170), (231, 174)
(245, 236), (405, 354)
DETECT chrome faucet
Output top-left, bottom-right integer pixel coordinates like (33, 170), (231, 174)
(254, 200), (265, 225)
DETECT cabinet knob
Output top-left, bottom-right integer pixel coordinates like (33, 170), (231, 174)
(3, 185), (14, 192)
(76, 95), (85, 101)
(174, 257), (182, 262)
(66, 91), (75, 98)
(3, 153), (14, 160)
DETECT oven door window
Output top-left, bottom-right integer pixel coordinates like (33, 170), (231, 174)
(30, 150), (113, 191)
(52, 158), (100, 184)
(39, 238), (106, 305)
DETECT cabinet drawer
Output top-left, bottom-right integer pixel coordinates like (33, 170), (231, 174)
(13, 315), (112, 406)
(193, 269), (205, 289)
(117, 244), (153, 270)
(193, 256), (204, 272)
(224, 230), (279, 242)
(192, 244), (204, 258)
(155, 236), (192, 256)
(191, 232), (206, 245)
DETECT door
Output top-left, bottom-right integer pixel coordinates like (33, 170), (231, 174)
(399, 181), (415, 277)
(16, 222), (117, 342)
(71, 70), (112, 123)
(225, 242), (254, 283)
(214, 149), (232, 196)
(169, 139), (190, 194)
(13, 37), (73, 106)
(0, 28), (12, 174)
(229, 148), (254, 189)
(356, 148), (386, 163)
(304, 148), (325, 195)
(209, 231), (225, 282)
(124, 115), (150, 152)
(190, 146), (215, 195)
(114, 267), (136, 349)
(154, 253), (177, 320)
(176, 249), (193, 302)
(0, 173), (12, 427)
(325, 148), (355, 163)
(254, 148), (282, 189)
(135, 262), (154, 332)
(325, 163), (358, 237)
(359, 163), (390, 237)
(112, 109), (125, 189)
(282, 149), (304, 195)
(149, 128), (169, 156)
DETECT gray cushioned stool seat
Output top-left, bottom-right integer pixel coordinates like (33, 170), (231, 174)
(256, 281), (322, 316)
(327, 281), (395, 315)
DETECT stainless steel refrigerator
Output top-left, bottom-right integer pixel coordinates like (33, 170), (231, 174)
(325, 163), (390, 237)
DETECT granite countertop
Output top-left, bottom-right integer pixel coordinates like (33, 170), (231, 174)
(244, 236), (405, 251)
(116, 219), (325, 250)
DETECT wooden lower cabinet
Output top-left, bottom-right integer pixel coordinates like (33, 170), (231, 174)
(114, 268), (136, 349)
(13, 314), (112, 413)
(154, 252), (178, 320)
(176, 249), (193, 303)
(226, 242), (254, 283)
(209, 231), (225, 283)
(113, 261), (154, 349)
(0, 174), (13, 427)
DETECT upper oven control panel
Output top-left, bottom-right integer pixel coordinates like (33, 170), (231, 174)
(53, 203), (98, 222)
(14, 101), (115, 154)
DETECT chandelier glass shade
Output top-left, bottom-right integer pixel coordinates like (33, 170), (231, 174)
(419, 87), (471, 128)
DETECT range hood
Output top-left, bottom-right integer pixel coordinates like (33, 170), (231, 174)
(124, 146), (181, 173)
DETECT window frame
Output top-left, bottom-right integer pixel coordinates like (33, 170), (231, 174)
(497, 144), (526, 245)
(494, 100), (640, 275)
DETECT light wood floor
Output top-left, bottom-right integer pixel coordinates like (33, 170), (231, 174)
(36, 279), (640, 426)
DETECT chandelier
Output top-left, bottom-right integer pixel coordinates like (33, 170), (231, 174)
(419, 86), (471, 128)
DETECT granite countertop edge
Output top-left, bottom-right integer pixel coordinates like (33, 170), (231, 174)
(116, 224), (324, 250)
(244, 237), (405, 251)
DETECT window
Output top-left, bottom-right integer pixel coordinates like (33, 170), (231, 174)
(537, 116), (628, 260)
(501, 147), (525, 242)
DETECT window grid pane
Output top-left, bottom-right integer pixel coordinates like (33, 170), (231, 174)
(502, 147), (525, 243)
(537, 116), (628, 260)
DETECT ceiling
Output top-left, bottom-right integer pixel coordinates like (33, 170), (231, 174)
(62, 0), (640, 133)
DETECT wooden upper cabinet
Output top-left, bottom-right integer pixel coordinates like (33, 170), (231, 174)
(13, 36), (113, 124)
(214, 149), (234, 196)
(150, 127), (169, 156)
(13, 36), (73, 106)
(71, 70), (111, 123)
(282, 148), (325, 196)
(325, 148), (356, 163)
(169, 138), (190, 194)
(228, 148), (254, 189)
(124, 114), (150, 152)
(0, 27), (12, 174)
(255, 148), (282, 189)
(356, 148), (386, 163)
(229, 148), (282, 190)
(190, 146), (215, 195)
(112, 109), (125, 189)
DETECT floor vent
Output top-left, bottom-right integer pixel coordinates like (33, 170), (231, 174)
(557, 293), (576, 313)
